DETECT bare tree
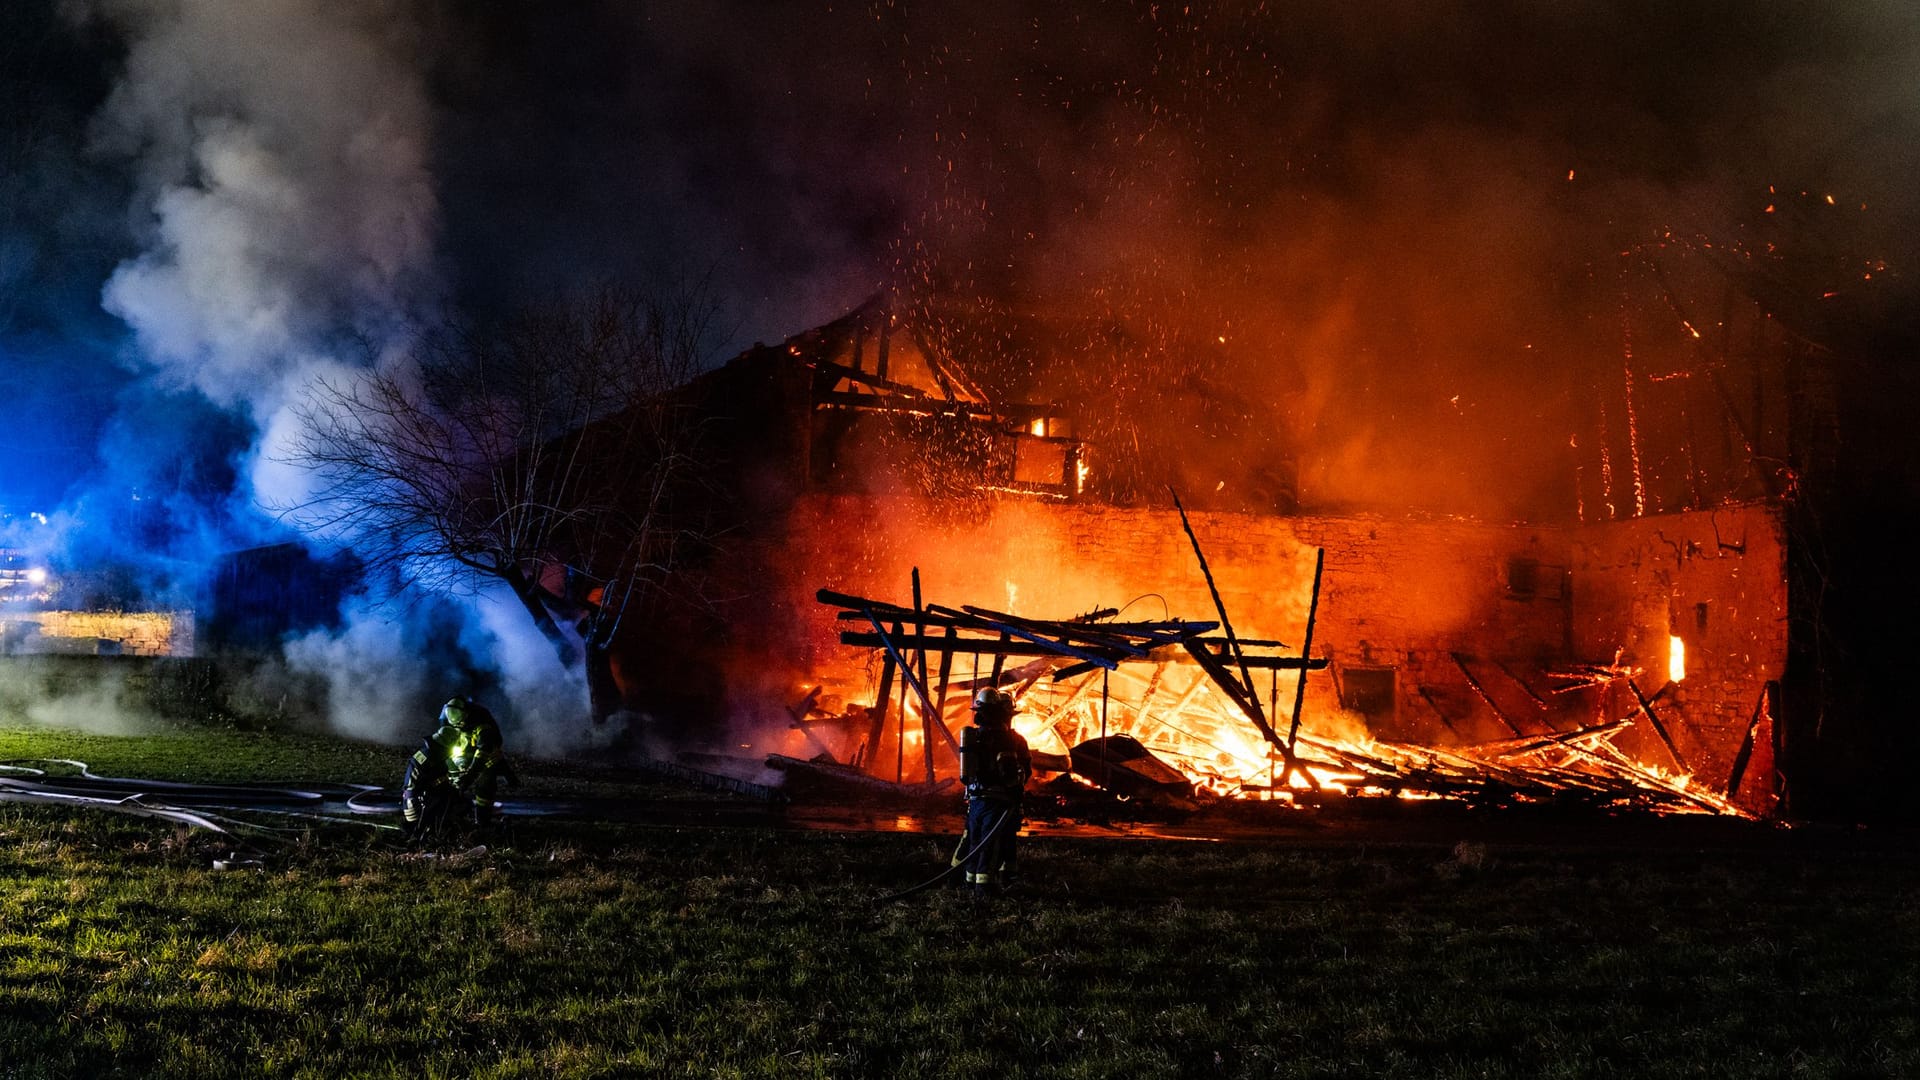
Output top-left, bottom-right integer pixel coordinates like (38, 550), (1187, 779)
(284, 282), (721, 722)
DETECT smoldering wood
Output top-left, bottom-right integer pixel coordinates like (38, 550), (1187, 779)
(814, 571), (1747, 816)
(1451, 652), (1526, 738)
(861, 609), (957, 778)
(926, 604), (1124, 669)
(1417, 686), (1463, 738)
(1169, 489), (1273, 739)
(1281, 547), (1326, 781)
(1723, 681), (1774, 800)
(786, 686), (838, 763)
(990, 629), (1011, 682)
(1626, 678), (1691, 773)
(1463, 718), (1632, 759)
(913, 569), (935, 784)
(863, 641), (896, 770)
(1493, 659), (1554, 711)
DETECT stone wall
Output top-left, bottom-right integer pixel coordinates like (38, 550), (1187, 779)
(0, 610), (196, 658)
(1569, 503), (1788, 810)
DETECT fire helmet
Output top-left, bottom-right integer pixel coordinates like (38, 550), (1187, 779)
(439, 697), (474, 730)
(971, 687), (1015, 724)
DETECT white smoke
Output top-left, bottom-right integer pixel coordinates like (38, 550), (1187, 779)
(463, 588), (603, 758)
(283, 587), (597, 752)
(79, 0), (605, 753)
(281, 591), (434, 743)
(87, 0), (437, 417)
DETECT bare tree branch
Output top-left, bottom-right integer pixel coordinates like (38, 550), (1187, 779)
(277, 279), (721, 722)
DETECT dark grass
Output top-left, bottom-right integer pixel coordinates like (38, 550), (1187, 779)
(2, 727), (1918, 1078)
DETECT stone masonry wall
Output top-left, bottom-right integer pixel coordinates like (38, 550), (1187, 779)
(0, 610), (195, 658)
(1569, 503), (1787, 810)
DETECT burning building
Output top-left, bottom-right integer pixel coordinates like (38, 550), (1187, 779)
(590, 281), (1894, 822)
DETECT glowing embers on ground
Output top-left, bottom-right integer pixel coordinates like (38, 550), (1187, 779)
(806, 642), (1745, 818)
(808, 587), (1743, 817)
(1002, 661), (1744, 816)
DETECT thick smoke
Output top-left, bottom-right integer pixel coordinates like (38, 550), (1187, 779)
(284, 586), (597, 757)
(87, 0), (437, 415)
(432, 1), (1920, 519)
(58, 0), (592, 748)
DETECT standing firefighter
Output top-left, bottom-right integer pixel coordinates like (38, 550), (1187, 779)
(956, 687), (1031, 896)
(401, 696), (519, 834)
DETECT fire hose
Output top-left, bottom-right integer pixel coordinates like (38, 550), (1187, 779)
(0, 758), (399, 838)
(875, 806), (1014, 903)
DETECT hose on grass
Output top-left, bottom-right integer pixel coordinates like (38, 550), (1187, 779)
(875, 806), (1013, 904)
(0, 758), (401, 837)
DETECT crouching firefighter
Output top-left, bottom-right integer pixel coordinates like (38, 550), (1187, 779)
(401, 696), (520, 835)
(954, 688), (1031, 895)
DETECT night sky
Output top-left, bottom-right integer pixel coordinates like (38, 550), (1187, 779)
(2, 0), (1916, 525)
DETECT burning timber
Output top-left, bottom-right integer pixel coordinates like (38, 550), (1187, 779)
(801, 572), (1751, 819)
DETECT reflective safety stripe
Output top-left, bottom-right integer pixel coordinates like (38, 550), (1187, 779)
(412, 750), (428, 764)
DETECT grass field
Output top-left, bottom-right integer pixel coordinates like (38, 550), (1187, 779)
(4, 721), (1918, 1078)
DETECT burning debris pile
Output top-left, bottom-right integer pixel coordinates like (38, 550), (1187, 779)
(791, 527), (1749, 819)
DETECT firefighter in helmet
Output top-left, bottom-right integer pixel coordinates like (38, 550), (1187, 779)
(955, 687), (1031, 895)
(401, 695), (519, 834)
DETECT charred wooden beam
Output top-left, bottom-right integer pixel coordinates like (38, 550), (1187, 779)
(956, 604), (1152, 656)
(933, 626), (959, 759)
(1493, 660), (1553, 711)
(1723, 681), (1774, 801)
(860, 610), (955, 778)
(913, 569), (935, 784)
(1451, 652), (1526, 738)
(816, 388), (996, 419)
(1281, 548), (1327, 784)
(838, 631), (1134, 660)
(863, 640), (897, 772)
(1463, 719), (1632, 759)
(785, 686), (837, 763)
(926, 604), (1122, 669)
(1626, 678), (1691, 774)
(1417, 686), (1463, 738)
(818, 588), (923, 620)
(1057, 618), (1223, 635)
(1179, 640), (1284, 749)
(1169, 489), (1274, 744)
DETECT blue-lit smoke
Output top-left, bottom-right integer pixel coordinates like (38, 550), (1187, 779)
(29, 0), (590, 747)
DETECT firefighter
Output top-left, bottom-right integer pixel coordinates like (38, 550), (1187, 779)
(956, 687), (1031, 895)
(401, 695), (519, 834)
